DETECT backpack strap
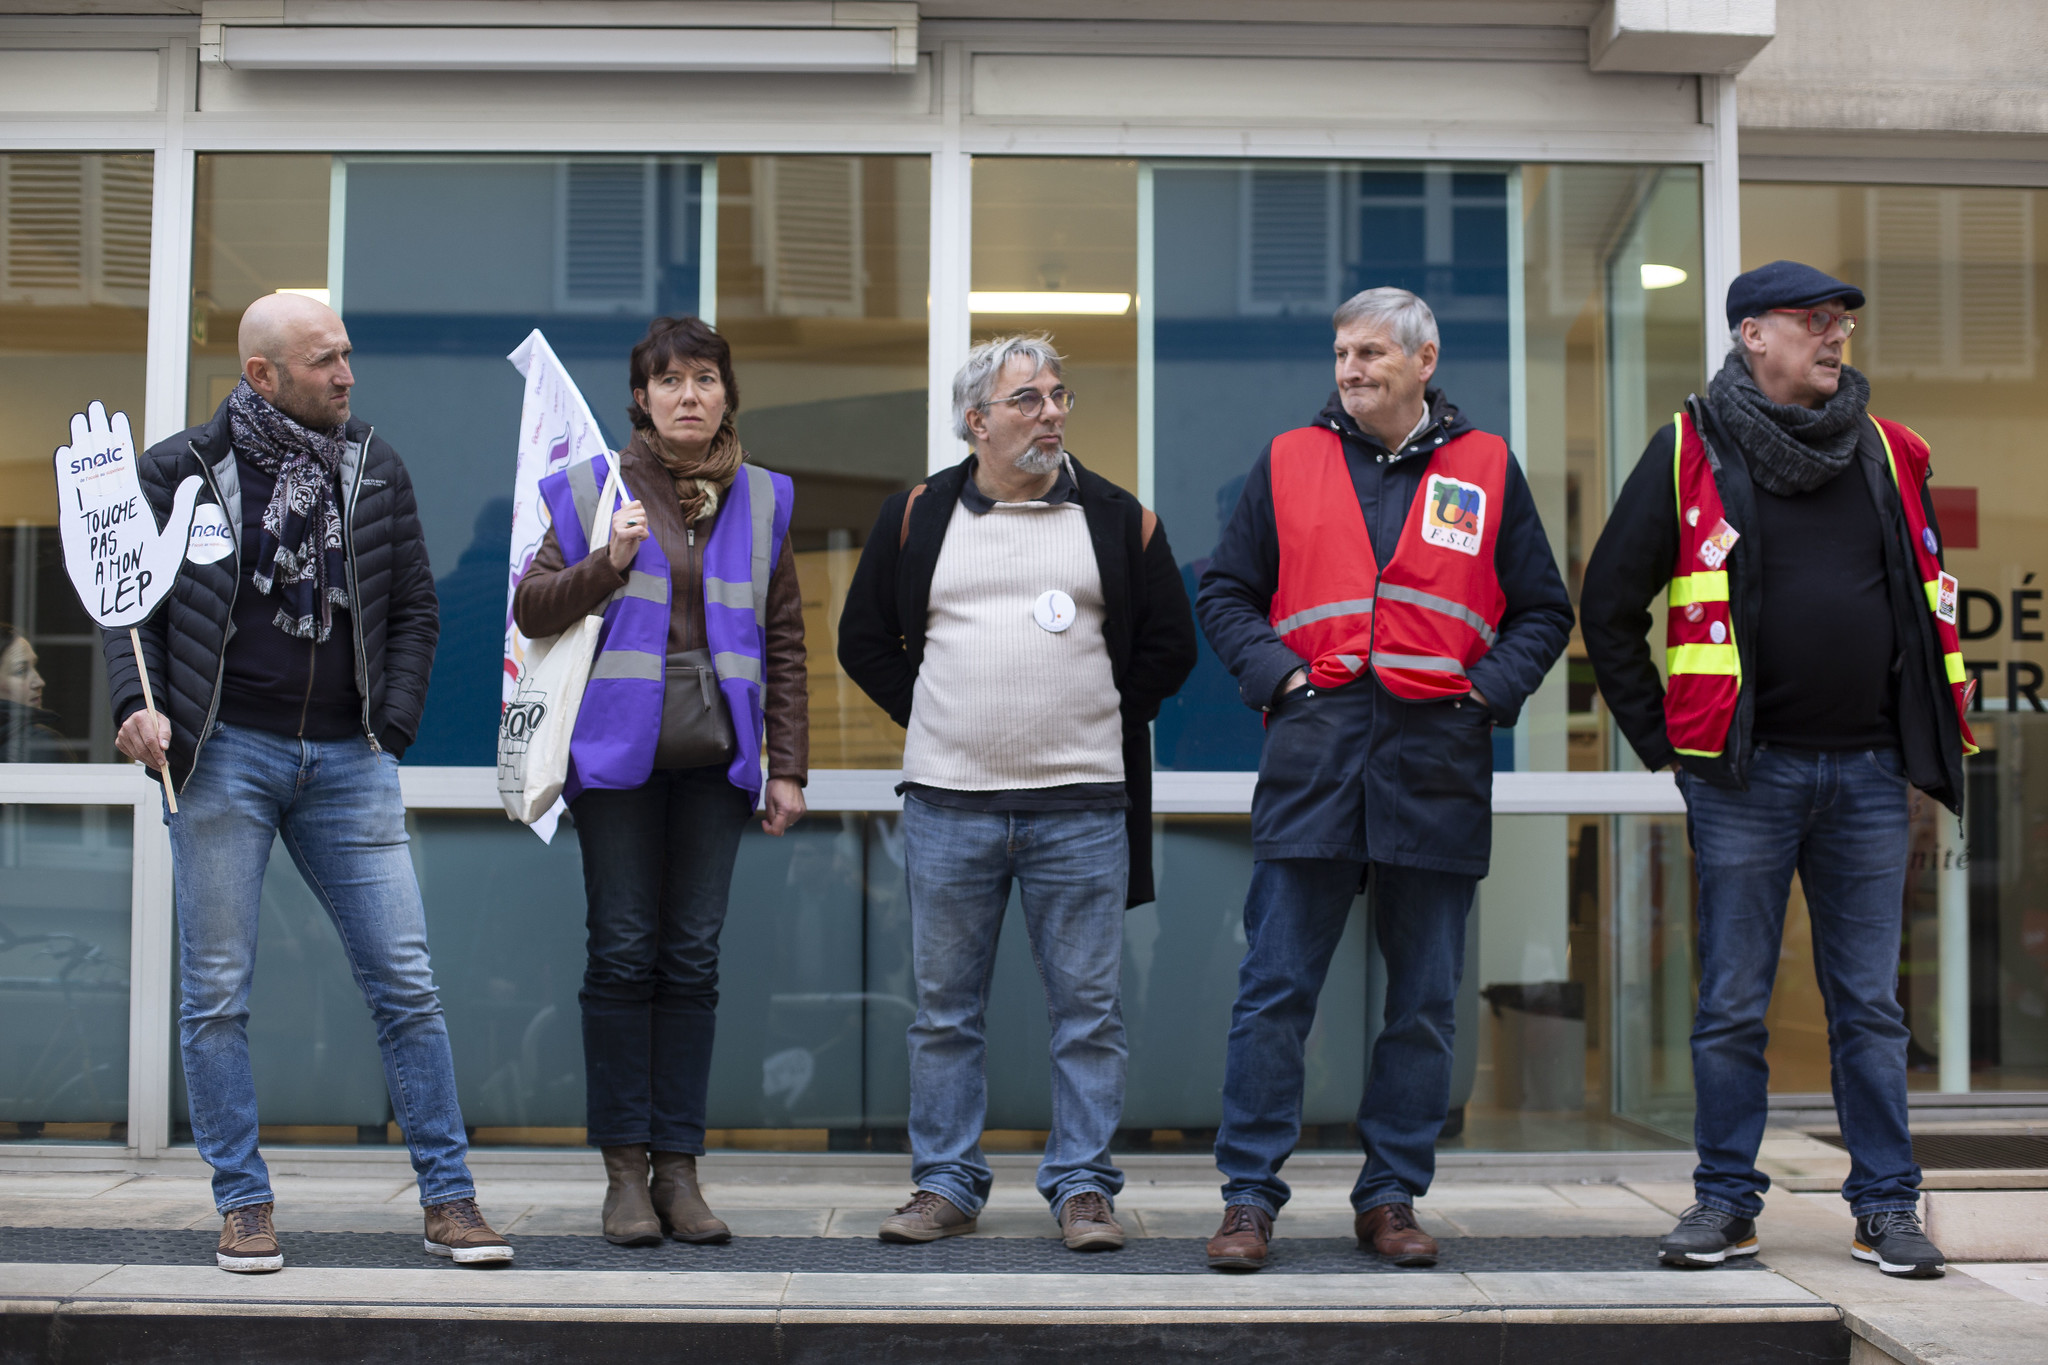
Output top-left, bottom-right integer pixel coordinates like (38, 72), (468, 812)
(899, 483), (927, 549)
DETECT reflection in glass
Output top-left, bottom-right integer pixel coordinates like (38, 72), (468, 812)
(0, 152), (153, 764)
(0, 805), (132, 1141)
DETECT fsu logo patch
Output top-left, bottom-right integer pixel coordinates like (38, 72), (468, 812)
(1422, 475), (1486, 556)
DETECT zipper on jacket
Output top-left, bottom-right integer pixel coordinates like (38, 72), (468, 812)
(186, 440), (240, 781)
(296, 639), (317, 736)
(342, 428), (381, 753)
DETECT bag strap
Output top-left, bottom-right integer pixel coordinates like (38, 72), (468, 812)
(899, 483), (927, 549)
(590, 457), (623, 550)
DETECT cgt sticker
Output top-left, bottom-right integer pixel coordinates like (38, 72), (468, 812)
(1421, 474), (1486, 556)
(186, 502), (234, 565)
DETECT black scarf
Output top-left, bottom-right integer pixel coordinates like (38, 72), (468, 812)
(226, 379), (350, 642)
(1706, 349), (1870, 496)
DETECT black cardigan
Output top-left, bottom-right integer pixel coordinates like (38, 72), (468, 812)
(837, 454), (1198, 906)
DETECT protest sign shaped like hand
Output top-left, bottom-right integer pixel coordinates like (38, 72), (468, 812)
(53, 401), (201, 809)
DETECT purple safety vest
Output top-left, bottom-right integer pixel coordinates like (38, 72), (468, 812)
(538, 453), (793, 802)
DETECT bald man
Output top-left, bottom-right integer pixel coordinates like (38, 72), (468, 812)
(105, 293), (513, 1273)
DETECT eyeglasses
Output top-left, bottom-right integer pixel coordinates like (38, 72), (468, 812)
(981, 387), (1077, 418)
(1769, 307), (1858, 337)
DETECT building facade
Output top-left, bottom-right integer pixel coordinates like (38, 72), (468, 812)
(2, 0), (2043, 1159)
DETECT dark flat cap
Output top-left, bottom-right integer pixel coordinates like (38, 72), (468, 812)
(1726, 260), (1865, 331)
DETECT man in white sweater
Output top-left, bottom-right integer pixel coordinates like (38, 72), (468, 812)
(837, 335), (1197, 1252)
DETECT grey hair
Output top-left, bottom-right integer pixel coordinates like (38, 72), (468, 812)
(1332, 287), (1439, 355)
(952, 333), (1064, 444)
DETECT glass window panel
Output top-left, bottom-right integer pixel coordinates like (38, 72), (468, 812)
(1, 152), (153, 764)
(0, 805), (132, 1141)
(1739, 182), (2048, 1093)
(716, 155), (930, 771)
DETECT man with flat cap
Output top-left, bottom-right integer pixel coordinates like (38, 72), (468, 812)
(1582, 262), (1975, 1280)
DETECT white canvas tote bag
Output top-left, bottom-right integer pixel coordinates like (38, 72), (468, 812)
(497, 460), (622, 824)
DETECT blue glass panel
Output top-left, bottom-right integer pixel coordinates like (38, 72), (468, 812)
(334, 158), (703, 768)
(1151, 165), (1510, 770)
(0, 806), (130, 1135)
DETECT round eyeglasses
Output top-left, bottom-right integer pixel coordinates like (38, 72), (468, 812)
(981, 387), (1077, 418)
(1770, 307), (1858, 337)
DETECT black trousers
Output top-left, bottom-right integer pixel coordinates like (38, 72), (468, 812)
(570, 766), (750, 1152)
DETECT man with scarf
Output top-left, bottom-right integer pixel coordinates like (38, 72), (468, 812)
(1582, 262), (1969, 1280)
(105, 291), (512, 1273)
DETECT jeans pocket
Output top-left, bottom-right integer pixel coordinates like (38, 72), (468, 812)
(1863, 749), (1909, 786)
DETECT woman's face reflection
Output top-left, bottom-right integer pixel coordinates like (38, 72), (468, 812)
(0, 637), (45, 709)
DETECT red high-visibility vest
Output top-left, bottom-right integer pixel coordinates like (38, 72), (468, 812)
(1662, 411), (1979, 759)
(1268, 425), (1509, 701)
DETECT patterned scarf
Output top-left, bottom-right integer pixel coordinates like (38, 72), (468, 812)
(226, 378), (350, 642)
(639, 419), (745, 526)
(1706, 349), (1871, 496)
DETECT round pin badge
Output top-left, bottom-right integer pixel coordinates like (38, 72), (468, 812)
(185, 503), (235, 565)
(1923, 527), (1939, 556)
(1033, 589), (1076, 633)
(1709, 620), (1727, 644)
(1686, 506), (1701, 527)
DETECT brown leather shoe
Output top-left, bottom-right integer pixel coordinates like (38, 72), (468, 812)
(600, 1144), (663, 1247)
(216, 1202), (283, 1273)
(423, 1198), (514, 1265)
(651, 1152), (731, 1244)
(1205, 1203), (1273, 1272)
(878, 1190), (976, 1242)
(1057, 1190), (1125, 1251)
(1356, 1202), (1438, 1267)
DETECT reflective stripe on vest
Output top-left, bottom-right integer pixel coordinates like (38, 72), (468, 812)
(1663, 410), (1744, 758)
(1870, 417), (1980, 758)
(1267, 424), (1509, 701)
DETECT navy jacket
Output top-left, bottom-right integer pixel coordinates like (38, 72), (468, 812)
(1196, 391), (1573, 875)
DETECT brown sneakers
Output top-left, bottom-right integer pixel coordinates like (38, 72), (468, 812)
(423, 1198), (514, 1264)
(878, 1190), (976, 1243)
(1057, 1190), (1125, 1251)
(1356, 1202), (1439, 1267)
(600, 1144), (664, 1247)
(650, 1152), (731, 1244)
(1205, 1202), (1273, 1272)
(216, 1202), (283, 1273)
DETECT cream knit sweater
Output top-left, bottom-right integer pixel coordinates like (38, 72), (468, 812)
(900, 493), (1125, 791)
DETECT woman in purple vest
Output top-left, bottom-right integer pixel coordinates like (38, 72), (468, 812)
(515, 316), (808, 1246)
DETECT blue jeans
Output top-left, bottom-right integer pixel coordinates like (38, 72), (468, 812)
(1682, 745), (1921, 1218)
(570, 767), (751, 1153)
(1216, 858), (1474, 1217)
(169, 723), (473, 1213)
(901, 795), (1129, 1218)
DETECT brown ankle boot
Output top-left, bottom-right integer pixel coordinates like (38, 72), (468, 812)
(650, 1151), (730, 1244)
(600, 1145), (663, 1247)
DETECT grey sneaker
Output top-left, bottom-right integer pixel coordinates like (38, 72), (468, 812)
(1658, 1203), (1759, 1268)
(1058, 1190), (1125, 1251)
(216, 1202), (283, 1273)
(878, 1190), (976, 1243)
(1854, 1209), (1945, 1278)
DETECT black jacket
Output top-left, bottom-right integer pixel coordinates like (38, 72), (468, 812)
(1580, 396), (1964, 812)
(837, 453), (1198, 907)
(103, 397), (439, 788)
(1196, 391), (1574, 875)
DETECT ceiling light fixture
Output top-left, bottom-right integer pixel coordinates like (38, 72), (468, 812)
(1640, 264), (1688, 290)
(969, 291), (1132, 315)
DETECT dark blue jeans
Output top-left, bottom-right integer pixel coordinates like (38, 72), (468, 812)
(1681, 745), (1921, 1218)
(571, 766), (751, 1153)
(1215, 858), (1474, 1216)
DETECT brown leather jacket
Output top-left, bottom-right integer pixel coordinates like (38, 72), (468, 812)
(513, 434), (808, 784)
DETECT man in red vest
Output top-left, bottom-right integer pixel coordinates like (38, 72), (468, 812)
(1197, 287), (1572, 1271)
(1582, 262), (1972, 1279)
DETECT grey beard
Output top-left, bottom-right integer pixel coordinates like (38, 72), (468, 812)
(1012, 445), (1064, 476)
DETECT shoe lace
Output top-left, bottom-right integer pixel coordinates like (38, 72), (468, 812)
(431, 1198), (486, 1231)
(895, 1191), (948, 1218)
(1220, 1203), (1267, 1235)
(1379, 1203), (1419, 1233)
(1065, 1191), (1110, 1223)
(1865, 1208), (1923, 1238)
(1676, 1203), (1732, 1229)
(227, 1205), (269, 1240)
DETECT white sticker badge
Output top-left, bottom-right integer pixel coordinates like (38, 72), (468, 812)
(1034, 589), (1076, 633)
(186, 502), (235, 565)
(1935, 571), (1959, 625)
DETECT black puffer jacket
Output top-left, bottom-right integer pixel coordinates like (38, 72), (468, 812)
(103, 397), (438, 788)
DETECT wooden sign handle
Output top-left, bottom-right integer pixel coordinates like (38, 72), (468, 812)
(129, 626), (178, 815)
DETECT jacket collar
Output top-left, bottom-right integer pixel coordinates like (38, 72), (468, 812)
(1316, 386), (1464, 461)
